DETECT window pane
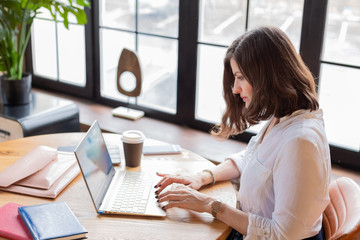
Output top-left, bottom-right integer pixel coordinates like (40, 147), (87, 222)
(100, 29), (135, 101)
(248, 0), (304, 51)
(199, 0), (247, 45)
(32, 19), (57, 80)
(36, 7), (53, 20)
(99, 0), (135, 30)
(138, 0), (179, 38)
(196, 44), (226, 123)
(137, 35), (178, 114)
(318, 64), (360, 151)
(322, 0), (360, 66)
(58, 24), (86, 86)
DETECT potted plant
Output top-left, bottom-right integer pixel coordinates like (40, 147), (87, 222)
(0, 0), (90, 105)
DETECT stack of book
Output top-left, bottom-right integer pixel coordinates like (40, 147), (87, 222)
(0, 201), (87, 240)
(0, 146), (80, 199)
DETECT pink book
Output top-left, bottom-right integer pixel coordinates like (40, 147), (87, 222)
(0, 202), (32, 240)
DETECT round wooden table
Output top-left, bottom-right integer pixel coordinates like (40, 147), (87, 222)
(0, 133), (237, 240)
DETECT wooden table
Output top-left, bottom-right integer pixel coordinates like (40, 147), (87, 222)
(0, 133), (237, 240)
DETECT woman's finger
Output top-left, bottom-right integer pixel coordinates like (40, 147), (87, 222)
(155, 176), (190, 195)
(158, 192), (189, 203)
(154, 173), (181, 187)
(157, 187), (188, 199)
(156, 172), (167, 177)
(155, 177), (175, 191)
(154, 172), (169, 187)
(162, 200), (183, 210)
(155, 178), (173, 195)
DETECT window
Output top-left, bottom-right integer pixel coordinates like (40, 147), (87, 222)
(28, 0), (359, 170)
(319, 0), (360, 152)
(99, 0), (179, 114)
(31, 12), (86, 86)
(248, 0), (304, 50)
(196, 0), (304, 134)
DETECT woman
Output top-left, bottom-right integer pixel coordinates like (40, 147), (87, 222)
(155, 26), (331, 240)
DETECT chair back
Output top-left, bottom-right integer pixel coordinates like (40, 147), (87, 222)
(323, 177), (360, 240)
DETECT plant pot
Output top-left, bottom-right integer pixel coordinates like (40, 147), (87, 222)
(0, 73), (32, 105)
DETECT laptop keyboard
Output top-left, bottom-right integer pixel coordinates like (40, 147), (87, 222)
(111, 172), (152, 214)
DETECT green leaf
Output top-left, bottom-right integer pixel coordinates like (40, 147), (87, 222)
(63, 9), (69, 29)
(74, 0), (90, 7)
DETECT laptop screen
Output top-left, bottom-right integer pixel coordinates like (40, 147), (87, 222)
(74, 120), (115, 211)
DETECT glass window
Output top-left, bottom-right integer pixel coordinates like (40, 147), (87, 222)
(35, 7), (53, 20)
(322, 0), (360, 66)
(32, 19), (57, 80)
(248, 0), (304, 51)
(197, 0), (246, 124)
(31, 18), (87, 86)
(58, 24), (86, 86)
(137, 35), (178, 113)
(198, 0), (247, 46)
(318, 64), (360, 151)
(100, 29), (135, 101)
(99, 0), (179, 114)
(99, 0), (135, 30)
(196, 44), (226, 123)
(319, 0), (360, 152)
(138, 0), (179, 38)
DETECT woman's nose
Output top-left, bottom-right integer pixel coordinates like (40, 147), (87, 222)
(232, 80), (241, 94)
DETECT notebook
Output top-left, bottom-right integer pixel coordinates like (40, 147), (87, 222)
(0, 202), (32, 240)
(18, 202), (87, 240)
(74, 120), (166, 217)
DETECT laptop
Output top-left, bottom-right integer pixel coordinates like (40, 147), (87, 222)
(74, 120), (166, 217)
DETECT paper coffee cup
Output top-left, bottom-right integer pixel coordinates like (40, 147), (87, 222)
(121, 130), (145, 167)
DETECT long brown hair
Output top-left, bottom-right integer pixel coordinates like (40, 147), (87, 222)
(212, 26), (319, 139)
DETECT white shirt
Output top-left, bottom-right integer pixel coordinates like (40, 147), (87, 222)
(228, 109), (331, 239)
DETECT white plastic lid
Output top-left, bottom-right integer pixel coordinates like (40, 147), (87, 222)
(121, 130), (145, 144)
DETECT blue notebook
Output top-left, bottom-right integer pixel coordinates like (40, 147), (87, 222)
(18, 202), (87, 240)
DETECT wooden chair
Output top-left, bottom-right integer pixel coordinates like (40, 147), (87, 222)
(323, 177), (360, 240)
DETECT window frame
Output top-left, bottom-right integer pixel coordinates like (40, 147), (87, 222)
(25, 0), (360, 170)
(26, 7), (94, 99)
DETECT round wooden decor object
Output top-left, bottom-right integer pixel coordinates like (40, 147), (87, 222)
(116, 48), (142, 97)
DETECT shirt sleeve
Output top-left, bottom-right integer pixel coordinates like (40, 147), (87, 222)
(226, 150), (246, 174)
(226, 135), (259, 174)
(244, 136), (330, 239)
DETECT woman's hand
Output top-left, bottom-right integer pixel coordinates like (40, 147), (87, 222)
(154, 172), (206, 195)
(157, 184), (214, 213)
